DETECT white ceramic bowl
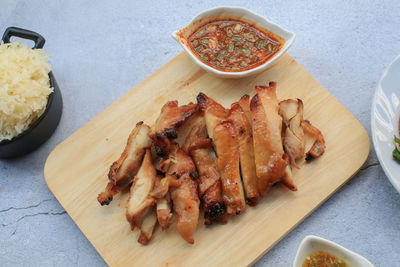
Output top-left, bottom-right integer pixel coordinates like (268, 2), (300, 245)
(371, 54), (400, 193)
(172, 6), (295, 78)
(293, 235), (374, 267)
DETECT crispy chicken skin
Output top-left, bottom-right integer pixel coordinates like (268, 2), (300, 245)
(213, 121), (246, 215)
(279, 99), (305, 169)
(168, 145), (200, 244)
(302, 120), (326, 160)
(229, 103), (259, 206)
(183, 115), (226, 224)
(97, 122), (152, 205)
(126, 149), (156, 230)
(152, 101), (198, 157)
(251, 83), (288, 196)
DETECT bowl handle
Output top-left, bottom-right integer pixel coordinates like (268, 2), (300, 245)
(2, 27), (45, 49)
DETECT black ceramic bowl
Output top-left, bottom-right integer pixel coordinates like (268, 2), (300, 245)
(0, 27), (63, 158)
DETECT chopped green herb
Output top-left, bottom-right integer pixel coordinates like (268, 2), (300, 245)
(240, 48), (251, 57)
(393, 136), (400, 163)
(197, 29), (206, 37)
(243, 32), (255, 41)
(231, 66), (241, 71)
(200, 39), (209, 45)
(232, 36), (243, 42)
(214, 61), (222, 67)
(393, 148), (400, 163)
(228, 42), (234, 53)
(244, 42), (254, 48)
(191, 40), (199, 47)
(240, 61), (248, 67)
(257, 40), (267, 48)
(217, 50), (228, 60)
(201, 55), (209, 62)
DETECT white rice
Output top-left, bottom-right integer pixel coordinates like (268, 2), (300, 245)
(0, 41), (53, 142)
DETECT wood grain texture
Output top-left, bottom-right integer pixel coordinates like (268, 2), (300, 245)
(44, 52), (369, 267)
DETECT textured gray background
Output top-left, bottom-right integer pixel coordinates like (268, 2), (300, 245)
(1, 1), (400, 266)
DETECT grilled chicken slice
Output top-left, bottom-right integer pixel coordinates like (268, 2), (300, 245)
(137, 206), (157, 245)
(213, 121), (246, 215)
(168, 145), (200, 244)
(126, 149), (156, 230)
(238, 94), (252, 126)
(279, 99), (305, 169)
(152, 101), (198, 157)
(302, 120), (326, 160)
(282, 165), (297, 191)
(151, 174), (174, 230)
(97, 122), (152, 205)
(197, 93), (228, 139)
(156, 193), (173, 230)
(150, 174), (180, 199)
(183, 115), (226, 224)
(251, 83), (288, 196)
(229, 102), (259, 206)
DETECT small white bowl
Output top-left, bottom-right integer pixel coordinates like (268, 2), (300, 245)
(293, 235), (374, 267)
(172, 6), (295, 78)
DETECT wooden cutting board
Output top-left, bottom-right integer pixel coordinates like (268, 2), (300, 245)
(44, 52), (369, 267)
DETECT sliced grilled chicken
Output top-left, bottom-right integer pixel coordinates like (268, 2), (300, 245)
(229, 102), (259, 206)
(213, 121), (246, 215)
(251, 83), (288, 196)
(282, 165), (297, 191)
(183, 115), (226, 224)
(156, 193), (173, 230)
(302, 120), (326, 160)
(150, 174), (180, 199)
(152, 101), (198, 157)
(168, 145), (200, 244)
(137, 206), (157, 245)
(238, 94), (252, 126)
(197, 92), (228, 139)
(279, 99), (305, 168)
(126, 149), (156, 230)
(97, 122), (152, 205)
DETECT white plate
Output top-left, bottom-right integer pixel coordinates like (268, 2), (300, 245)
(371, 54), (400, 193)
(293, 235), (374, 267)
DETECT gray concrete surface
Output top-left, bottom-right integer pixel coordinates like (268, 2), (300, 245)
(1, 1), (399, 266)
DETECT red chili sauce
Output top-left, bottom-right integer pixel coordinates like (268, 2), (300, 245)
(187, 20), (285, 72)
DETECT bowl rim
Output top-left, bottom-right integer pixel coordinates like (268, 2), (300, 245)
(293, 235), (374, 267)
(0, 72), (55, 146)
(171, 6), (296, 77)
(370, 53), (400, 194)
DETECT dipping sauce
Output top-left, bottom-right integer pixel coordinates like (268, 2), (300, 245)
(302, 251), (350, 267)
(187, 20), (285, 72)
